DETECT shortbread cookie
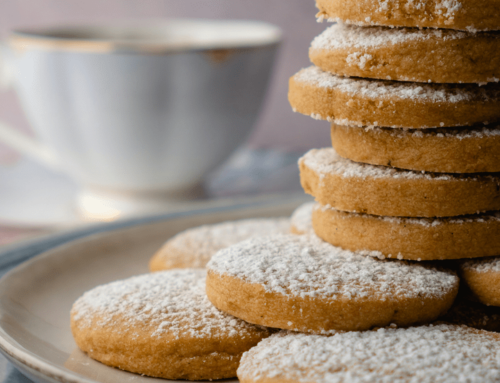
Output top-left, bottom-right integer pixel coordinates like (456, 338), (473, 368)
(300, 148), (500, 217)
(313, 205), (500, 261)
(441, 297), (500, 332)
(71, 269), (271, 380)
(206, 234), (458, 334)
(310, 23), (500, 84)
(238, 325), (500, 383)
(149, 218), (289, 272)
(289, 66), (500, 129)
(316, 0), (500, 32)
(290, 202), (314, 234)
(331, 123), (500, 173)
(460, 258), (500, 307)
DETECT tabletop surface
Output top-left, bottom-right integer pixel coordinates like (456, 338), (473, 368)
(0, 241), (45, 382)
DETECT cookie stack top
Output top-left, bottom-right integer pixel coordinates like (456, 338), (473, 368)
(289, 1), (500, 265)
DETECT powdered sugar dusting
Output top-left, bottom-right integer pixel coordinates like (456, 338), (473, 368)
(377, 0), (463, 21)
(319, 204), (500, 228)
(294, 66), (499, 103)
(156, 218), (290, 269)
(364, 125), (500, 140)
(290, 202), (314, 234)
(345, 52), (374, 69)
(71, 269), (269, 339)
(316, 15), (486, 33)
(461, 257), (500, 273)
(207, 234), (458, 300)
(311, 22), (467, 51)
(315, 0), (486, 32)
(301, 147), (458, 181)
(238, 325), (500, 383)
(434, 0), (463, 17)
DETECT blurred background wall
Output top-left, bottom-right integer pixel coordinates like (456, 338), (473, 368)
(0, 0), (331, 157)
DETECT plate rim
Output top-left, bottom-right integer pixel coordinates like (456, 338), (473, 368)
(0, 193), (308, 383)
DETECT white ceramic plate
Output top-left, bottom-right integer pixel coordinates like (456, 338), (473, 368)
(0, 194), (309, 383)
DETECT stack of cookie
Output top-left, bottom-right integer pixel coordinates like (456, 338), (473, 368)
(234, 2), (500, 381)
(289, 3), (500, 264)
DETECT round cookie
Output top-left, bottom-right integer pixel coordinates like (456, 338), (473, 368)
(206, 234), (458, 334)
(238, 325), (500, 383)
(331, 123), (500, 173)
(441, 297), (500, 332)
(71, 269), (272, 380)
(300, 148), (500, 217)
(290, 202), (314, 234)
(460, 257), (500, 307)
(149, 218), (290, 272)
(313, 205), (500, 261)
(315, 0), (500, 32)
(289, 66), (500, 129)
(310, 23), (500, 84)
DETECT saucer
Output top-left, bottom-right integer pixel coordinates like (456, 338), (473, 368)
(0, 148), (304, 228)
(0, 158), (81, 228)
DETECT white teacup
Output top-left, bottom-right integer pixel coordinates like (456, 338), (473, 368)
(0, 20), (281, 220)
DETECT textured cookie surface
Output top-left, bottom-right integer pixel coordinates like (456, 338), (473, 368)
(310, 23), (500, 84)
(290, 202), (314, 234)
(206, 234), (458, 334)
(149, 218), (290, 272)
(316, 0), (500, 31)
(313, 205), (500, 261)
(460, 258), (500, 307)
(71, 269), (271, 380)
(289, 66), (500, 129)
(331, 123), (500, 173)
(238, 325), (500, 383)
(300, 148), (500, 217)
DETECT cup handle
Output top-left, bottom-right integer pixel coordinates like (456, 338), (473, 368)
(0, 43), (59, 169)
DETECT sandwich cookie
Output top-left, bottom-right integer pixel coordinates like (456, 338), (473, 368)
(238, 325), (500, 383)
(313, 205), (500, 261)
(460, 257), (500, 307)
(310, 23), (500, 84)
(300, 148), (500, 217)
(206, 234), (458, 334)
(289, 66), (500, 129)
(290, 202), (314, 235)
(331, 123), (500, 173)
(315, 0), (500, 32)
(149, 218), (290, 272)
(71, 269), (272, 380)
